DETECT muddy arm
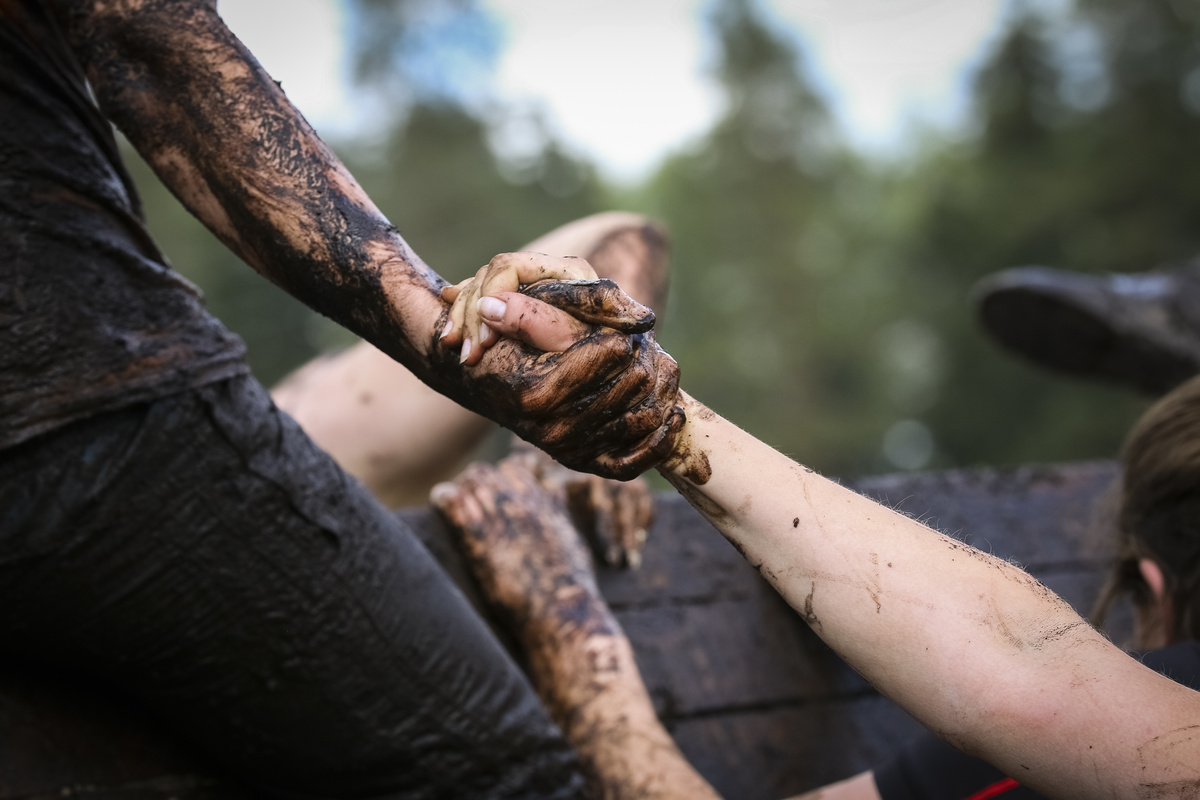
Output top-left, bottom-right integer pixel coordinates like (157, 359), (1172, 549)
(433, 457), (720, 800)
(461, 247), (1200, 796)
(52, 0), (439, 366)
(51, 0), (682, 477)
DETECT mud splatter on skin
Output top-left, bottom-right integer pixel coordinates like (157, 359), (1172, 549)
(429, 311), (686, 480)
(60, 0), (685, 480)
(802, 581), (822, 630)
(662, 468), (727, 522)
(661, 421), (713, 486)
(1135, 724), (1200, 798)
(436, 458), (714, 800)
(522, 278), (655, 333)
(867, 552), (882, 614)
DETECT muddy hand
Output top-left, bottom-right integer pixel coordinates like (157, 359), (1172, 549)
(430, 457), (603, 632)
(433, 318), (682, 480)
(434, 256), (683, 480)
(441, 252), (598, 365)
(511, 444), (653, 570)
(440, 252), (656, 365)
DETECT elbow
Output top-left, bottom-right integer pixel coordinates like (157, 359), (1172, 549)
(56, 0), (223, 116)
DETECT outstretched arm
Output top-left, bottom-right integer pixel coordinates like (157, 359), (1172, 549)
(52, 0), (682, 477)
(469, 255), (1200, 798)
(274, 213), (671, 532)
(657, 393), (1200, 799)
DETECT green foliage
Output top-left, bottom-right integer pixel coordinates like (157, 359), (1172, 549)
(124, 0), (1200, 475)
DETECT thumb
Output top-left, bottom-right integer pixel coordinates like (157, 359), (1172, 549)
(479, 292), (592, 352)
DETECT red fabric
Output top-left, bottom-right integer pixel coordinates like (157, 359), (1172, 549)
(962, 778), (1020, 800)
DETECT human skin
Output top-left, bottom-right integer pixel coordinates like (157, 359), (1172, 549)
(433, 456), (721, 800)
(659, 397), (1200, 799)
(462, 261), (1200, 800)
(51, 0), (682, 479)
(273, 213), (668, 556)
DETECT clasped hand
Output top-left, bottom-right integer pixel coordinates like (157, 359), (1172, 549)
(436, 252), (685, 481)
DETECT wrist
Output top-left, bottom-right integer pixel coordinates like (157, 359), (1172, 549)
(658, 391), (715, 486)
(377, 253), (450, 361)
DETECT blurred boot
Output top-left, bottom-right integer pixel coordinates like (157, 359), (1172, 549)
(974, 261), (1200, 396)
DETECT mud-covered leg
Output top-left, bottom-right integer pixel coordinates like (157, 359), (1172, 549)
(432, 458), (721, 800)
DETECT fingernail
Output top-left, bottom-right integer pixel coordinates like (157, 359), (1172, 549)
(478, 296), (507, 321)
(430, 482), (456, 508)
(440, 319), (453, 339)
(460, 338), (472, 364)
(479, 324), (491, 345)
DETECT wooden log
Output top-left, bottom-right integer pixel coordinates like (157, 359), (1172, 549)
(0, 461), (1123, 799)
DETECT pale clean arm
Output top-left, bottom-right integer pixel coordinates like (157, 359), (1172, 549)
(658, 392), (1200, 799)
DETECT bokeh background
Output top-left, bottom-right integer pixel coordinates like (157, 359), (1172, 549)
(122, 0), (1200, 478)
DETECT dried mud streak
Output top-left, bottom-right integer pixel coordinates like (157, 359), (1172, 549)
(523, 278), (656, 333)
(1136, 724), (1200, 796)
(663, 401), (714, 487)
(802, 581), (822, 631)
(662, 468), (726, 523)
(61, 0), (684, 478)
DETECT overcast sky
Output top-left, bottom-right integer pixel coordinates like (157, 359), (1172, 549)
(219, 0), (1015, 180)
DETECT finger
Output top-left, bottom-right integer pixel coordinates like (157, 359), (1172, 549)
(458, 278), (486, 366)
(488, 330), (636, 417)
(430, 481), (459, 514)
(430, 479), (487, 537)
(468, 253), (595, 363)
(590, 416), (680, 481)
(522, 278), (656, 334)
(439, 285), (471, 349)
(449, 264), (496, 363)
(480, 292), (592, 353)
(440, 278), (470, 304)
(589, 478), (620, 565)
(615, 479), (653, 569)
(439, 279), (473, 347)
(490, 251), (598, 287)
(576, 353), (684, 478)
(451, 253), (601, 363)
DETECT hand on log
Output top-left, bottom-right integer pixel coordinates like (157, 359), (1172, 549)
(431, 457), (721, 800)
(508, 441), (653, 570)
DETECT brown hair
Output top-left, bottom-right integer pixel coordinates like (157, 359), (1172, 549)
(1093, 375), (1200, 647)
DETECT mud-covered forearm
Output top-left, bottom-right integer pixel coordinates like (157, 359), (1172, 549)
(435, 460), (720, 799)
(54, 0), (685, 476)
(523, 602), (719, 800)
(51, 0), (442, 370)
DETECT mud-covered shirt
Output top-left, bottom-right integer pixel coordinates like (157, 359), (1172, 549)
(0, 0), (248, 450)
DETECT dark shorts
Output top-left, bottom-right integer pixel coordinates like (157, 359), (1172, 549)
(0, 376), (584, 799)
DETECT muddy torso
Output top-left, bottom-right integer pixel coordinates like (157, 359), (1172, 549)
(0, 0), (247, 450)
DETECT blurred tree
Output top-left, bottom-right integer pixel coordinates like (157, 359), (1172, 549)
(888, 0), (1200, 469)
(632, 0), (919, 475)
(120, 0), (1200, 476)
